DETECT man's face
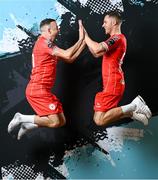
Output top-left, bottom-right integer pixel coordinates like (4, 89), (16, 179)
(49, 21), (59, 37)
(102, 15), (113, 35)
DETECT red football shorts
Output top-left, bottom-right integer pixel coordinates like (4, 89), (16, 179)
(26, 94), (63, 116)
(94, 84), (125, 112)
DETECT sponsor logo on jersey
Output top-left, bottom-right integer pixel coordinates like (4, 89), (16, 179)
(107, 35), (120, 46)
(47, 40), (54, 48)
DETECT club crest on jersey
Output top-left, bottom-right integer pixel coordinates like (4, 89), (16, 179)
(49, 103), (56, 110)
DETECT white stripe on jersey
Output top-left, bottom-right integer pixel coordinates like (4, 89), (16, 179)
(32, 54), (35, 68)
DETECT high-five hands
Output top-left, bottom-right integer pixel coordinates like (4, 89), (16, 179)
(78, 20), (85, 41)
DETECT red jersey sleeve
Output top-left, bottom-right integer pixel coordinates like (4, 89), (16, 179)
(42, 39), (57, 55)
(104, 35), (121, 51)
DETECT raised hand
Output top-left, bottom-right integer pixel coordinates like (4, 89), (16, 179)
(79, 20), (89, 39)
(78, 20), (85, 40)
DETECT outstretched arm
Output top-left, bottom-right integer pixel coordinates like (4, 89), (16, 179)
(82, 23), (108, 58)
(52, 20), (85, 63)
(69, 40), (86, 62)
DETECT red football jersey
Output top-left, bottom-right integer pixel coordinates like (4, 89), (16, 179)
(26, 36), (58, 96)
(102, 34), (127, 94)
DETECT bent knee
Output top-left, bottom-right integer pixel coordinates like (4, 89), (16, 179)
(94, 117), (104, 126)
(93, 112), (108, 126)
(60, 118), (66, 127)
(48, 117), (66, 128)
